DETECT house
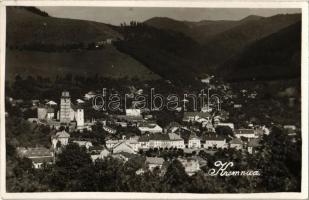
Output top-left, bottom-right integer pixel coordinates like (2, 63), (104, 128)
(188, 134), (201, 149)
(115, 121), (128, 127)
(146, 157), (165, 171)
(72, 140), (93, 150)
(138, 122), (162, 134)
(84, 91), (96, 100)
(144, 114), (153, 120)
(46, 100), (57, 106)
(112, 152), (136, 162)
(148, 134), (170, 149)
(138, 133), (185, 150)
(113, 114), (144, 123)
(203, 121), (215, 132)
(164, 122), (182, 133)
(233, 104), (242, 109)
(76, 99), (85, 104)
(178, 158), (200, 176)
(229, 138), (243, 150)
(183, 112), (211, 123)
(106, 136), (140, 152)
(112, 141), (136, 154)
(37, 106), (54, 120)
(138, 135), (150, 149)
(17, 147), (54, 169)
(126, 137), (140, 152)
(235, 129), (258, 139)
(105, 38), (113, 44)
(168, 133), (185, 149)
(91, 149), (110, 162)
(103, 125), (117, 134)
(247, 138), (261, 154)
(106, 139), (122, 149)
(51, 130), (70, 149)
(31, 99), (40, 106)
(203, 134), (227, 149)
(283, 125), (297, 130)
(126, 108), (141, 117)
(200, 75), (214, 84)
(215, 122), (235, 130)
(193, 156), (207, 168)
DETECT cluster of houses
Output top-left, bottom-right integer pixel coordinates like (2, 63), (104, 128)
(26, 91), (96, 131)
(11, 88), (297, 177)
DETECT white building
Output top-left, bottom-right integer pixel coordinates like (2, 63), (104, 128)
(138, 133), (185, 149)
(203, 135), (226, 149)
(215, 122), (235, 130)
(168, 133), (185, 149)
(103, 125), (117, 134)
(138, 123), (163, 134)
(51, 130), (70, 149)
(183, 112), (211, 123)
(188, 134), (201, 149)
(229, 138), (243, 150)
(235, 129), (258, 139)
(112, 141), (136, 154)
(17, 147), (54, 169)
(106, 137), (140, 152)
(84, 91), (96, 100)
(146, 157), (164, 171)
(72, 140), (93, 150)
(126, 108), (141, 117)
(91, 149), (110, 162)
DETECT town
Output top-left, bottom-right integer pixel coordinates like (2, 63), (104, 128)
(6, 76), (300, 178)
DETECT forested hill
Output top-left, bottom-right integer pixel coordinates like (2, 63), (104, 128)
(6, 7), (302, 84)
(219, 21), (301, 82)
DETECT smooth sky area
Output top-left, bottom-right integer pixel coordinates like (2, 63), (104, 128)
(38, 7), (301, 25)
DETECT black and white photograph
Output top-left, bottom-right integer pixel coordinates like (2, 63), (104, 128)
(0, 1), (308, 199)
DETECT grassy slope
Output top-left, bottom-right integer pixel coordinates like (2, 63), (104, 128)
(6, 7), (122, 46)
(6, 46), (161, 81)
(6, 7), (160, 81)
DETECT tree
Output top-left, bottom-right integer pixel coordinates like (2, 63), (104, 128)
(254, 126), (300, 192)
(215, 126), (234, 138)
(49, 143), (96, 191)
(162, 159), (190, 192)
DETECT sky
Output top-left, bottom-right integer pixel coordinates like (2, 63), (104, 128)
(38, 7), (301, 25)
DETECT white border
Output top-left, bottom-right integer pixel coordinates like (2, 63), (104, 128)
(0, 1), (308, 199)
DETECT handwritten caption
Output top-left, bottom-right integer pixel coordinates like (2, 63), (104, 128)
(208, 161), (261, 176)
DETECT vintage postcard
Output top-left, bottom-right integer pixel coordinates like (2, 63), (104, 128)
(0, 0), (308, 199)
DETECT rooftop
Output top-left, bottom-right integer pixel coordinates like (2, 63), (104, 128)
(235, 129), (255, 135)
(168, 133), (183, 141)
(229, 137), (242, 144)
(146, 157), (164, 165)
(183, 112), (211, 119)
(18, 147), (53, 158)
(248, 138), (262, 147)
(201, 134), (226, 141)
(53, 130), (70, 139)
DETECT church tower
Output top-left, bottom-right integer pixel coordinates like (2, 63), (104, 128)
(60, 91), (71, 123)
